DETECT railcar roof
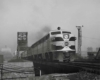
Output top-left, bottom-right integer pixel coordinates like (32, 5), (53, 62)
(49, 30), (71, 33)
(30, 30), (72, 48)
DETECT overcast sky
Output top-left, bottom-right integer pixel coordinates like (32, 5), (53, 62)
(0, 0), (100, 53)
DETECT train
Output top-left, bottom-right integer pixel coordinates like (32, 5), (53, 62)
(21, 27), (76, 62)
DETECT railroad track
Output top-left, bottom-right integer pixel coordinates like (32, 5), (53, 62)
(34, 61), (100, 74)
(72, 62), (100, 74)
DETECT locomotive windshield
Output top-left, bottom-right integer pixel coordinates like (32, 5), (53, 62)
(51, 31), (61, 35)
(62, 31), (71, 34)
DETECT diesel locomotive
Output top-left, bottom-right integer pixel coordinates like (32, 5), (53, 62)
(21, 27), (76, 62)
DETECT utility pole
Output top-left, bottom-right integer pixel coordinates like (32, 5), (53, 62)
(1, 64), (3, 80)
(0, 55), (4, 80)
(17, 46), (19, 59)
(76, 25), (83, 55)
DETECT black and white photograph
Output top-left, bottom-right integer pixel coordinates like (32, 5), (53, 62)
(0, 0), (100, 80)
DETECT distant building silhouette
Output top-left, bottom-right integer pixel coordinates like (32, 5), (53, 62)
(87, 47), (94, 59)
(96, 47), (99, 52)
(87, 47), (93, 52)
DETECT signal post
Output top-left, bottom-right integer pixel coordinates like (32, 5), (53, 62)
(17, 32), (28, 58)
(76, 26), (83, 55)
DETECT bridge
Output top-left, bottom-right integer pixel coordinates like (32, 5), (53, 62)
(22, 48), (100, 76)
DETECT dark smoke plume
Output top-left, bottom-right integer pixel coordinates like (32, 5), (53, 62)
(29, 26), (51, 45)
(36, 26), (51, 40)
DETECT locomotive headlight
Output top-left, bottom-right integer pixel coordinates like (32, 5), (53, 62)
(63, 35), (69, 39)
(65, 42), (69, 46)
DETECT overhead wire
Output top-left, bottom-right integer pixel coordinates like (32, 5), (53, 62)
(82, 36), (100, 41)
(81, 36), (100, 49)
(82, 36), (100, 44)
